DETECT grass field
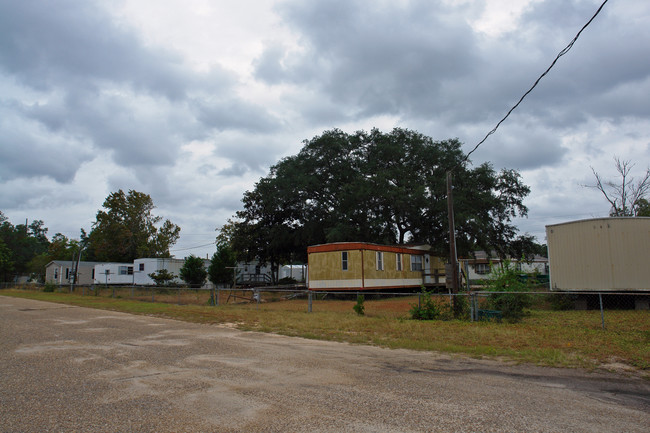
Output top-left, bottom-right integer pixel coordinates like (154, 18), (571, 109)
(2, 288), (648, 375)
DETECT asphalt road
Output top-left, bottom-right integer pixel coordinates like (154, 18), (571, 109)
(1, 295), (648, 432)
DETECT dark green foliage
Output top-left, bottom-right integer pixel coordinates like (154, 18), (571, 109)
(85, 190), (180, 263)
(484, 261), (533, 323)
(353, 294), (365, 316)
(0, 237), (13, 282)
(179, 255), (207, 288)
(0, 212), (51, 281)
(230, 128), (530, 268)
(43, 281), (57, 292)
(277, 277), (297, 285)
(148, 269), (176, 286)
(410, 289), (441, 320)
(636, 198), (650, 216)
(452, 293), (470, 320)
(548, 293), (578, 311)
(208, 243), (237, 287)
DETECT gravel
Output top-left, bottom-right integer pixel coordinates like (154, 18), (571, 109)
(1, 295), (648, 432)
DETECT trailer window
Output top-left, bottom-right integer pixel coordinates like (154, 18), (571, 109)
(376, 252), (384, 271)
(410, 255), (423, 271)
(474, 263), (490, 275)
(119, 266), (134, 275)
(341, 252), (348, 271)
(396, 253), (402, 271)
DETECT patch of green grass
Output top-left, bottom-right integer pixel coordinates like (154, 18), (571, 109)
(2, 289), (648, 374)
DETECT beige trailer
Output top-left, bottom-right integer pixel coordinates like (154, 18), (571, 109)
(545, 217), (650, 292)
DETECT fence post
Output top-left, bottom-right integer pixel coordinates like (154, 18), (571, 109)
(151, 286), (154, 303)
(599, 293), (605, 330)
(308, 291), (312, 313)
(470, 292), (475, 322)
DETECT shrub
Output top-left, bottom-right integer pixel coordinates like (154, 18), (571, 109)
(410, 289), (441, 320)
(353, 294), (365, 316)
(483, 261), (533, 323)
(278, 277), (298, 285)
(451, 293), (470, 320)
(43, 282), (57, 293)
(548, 293), (578, 310)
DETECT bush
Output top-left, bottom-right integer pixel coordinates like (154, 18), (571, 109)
(483, 261), (532, 323)
(410, 289), (441, 320)
(548, 293), (578, 310)
(43, 282), (57, 293)
(451, 293), (470, 320)
(353, 294), (365, 316)
(278, 277), (298, 285)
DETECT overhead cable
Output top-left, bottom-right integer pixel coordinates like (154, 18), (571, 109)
(461, 0), (609, 166)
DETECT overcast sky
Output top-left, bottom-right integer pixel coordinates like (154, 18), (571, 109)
(1, 0), (649, 260)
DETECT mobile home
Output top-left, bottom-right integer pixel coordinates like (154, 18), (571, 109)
(133, 258), (186, 285)
(307, 242), (445, 291)
(45, 261), (101, 285)
(546, 217), (650, 292)
(93, 262), (136, 285)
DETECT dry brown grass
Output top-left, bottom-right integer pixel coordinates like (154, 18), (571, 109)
(2, 288), (648, 374)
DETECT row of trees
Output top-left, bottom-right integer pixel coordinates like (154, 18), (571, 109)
(225, 128), (536, 277)
(1, 190), (182, 282)
(0, 214), (53, 282)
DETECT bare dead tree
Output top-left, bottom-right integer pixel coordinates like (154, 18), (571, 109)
(587, 157), (650, 216)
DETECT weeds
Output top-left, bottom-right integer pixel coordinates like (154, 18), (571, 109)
(2, 289), (648, 373)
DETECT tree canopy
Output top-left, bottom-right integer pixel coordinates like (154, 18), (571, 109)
(229, 128), (531, 268)
(208, 243), (237, 287)
(0, 212), (53, 281)
(85, 190), (180, 263)
(179, 255), (208, 288)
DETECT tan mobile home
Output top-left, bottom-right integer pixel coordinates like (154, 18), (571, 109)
(546, 217), (650, 292)
(307, 242), (445, 291)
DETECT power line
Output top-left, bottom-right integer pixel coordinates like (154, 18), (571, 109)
(462, 0), (609, 165)
(170, 242), (216, 252)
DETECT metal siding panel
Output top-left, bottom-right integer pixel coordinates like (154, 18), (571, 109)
(547, 218), (650, 291)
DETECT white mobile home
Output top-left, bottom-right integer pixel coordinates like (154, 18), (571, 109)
(133, 258), (186, 285)
(460, 251), (548, 282)
(236, 260), (274, 285)
(279, 265), (307, 282)
(93, 263), (135, 285)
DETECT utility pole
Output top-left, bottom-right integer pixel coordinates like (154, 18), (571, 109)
(446, 172), (460, 315)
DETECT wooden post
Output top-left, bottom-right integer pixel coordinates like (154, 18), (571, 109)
(446, 172), (458, 295)
(447, 171), (462, 318)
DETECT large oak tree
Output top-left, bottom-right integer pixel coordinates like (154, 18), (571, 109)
(86, 190), (180, 263)
(229, 128), (531, 269)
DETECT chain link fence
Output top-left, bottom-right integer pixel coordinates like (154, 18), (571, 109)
(2, 283), (649, 331)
